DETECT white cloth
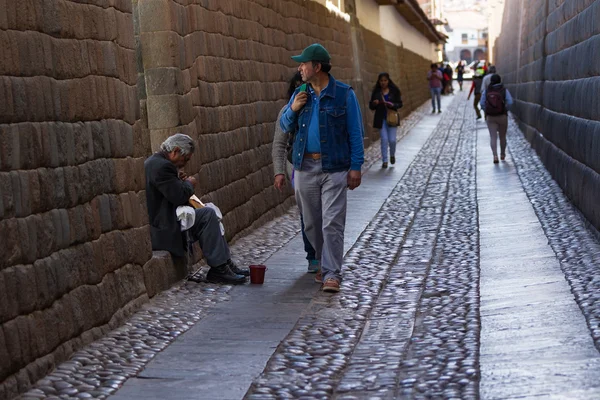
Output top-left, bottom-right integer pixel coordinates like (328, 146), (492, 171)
(204, 202), (225, 236)
(176, 203), (225, 235)
(176, 206), (196, 231)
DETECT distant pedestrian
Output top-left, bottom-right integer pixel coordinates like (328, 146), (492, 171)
(480, 74), (514, 163)
(481, 65), (497, 92)
(444, 64), (454, 94)
(280, 43), (365, 293)
(467, 65), (485, 119)
(427, 63), (443, 113)
(369, 72), (403, 169)
(272, 72), (319, 274)
(456, 61), (465, 91)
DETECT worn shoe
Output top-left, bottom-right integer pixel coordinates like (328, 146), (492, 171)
(438, 109), (442, 114)
(493, 156), (499, 164)
(227, 260), (250, 276)
(322, 278), (340, 293)
(315, 270), (323, 283)
(307, 259), (319, 274)
(390, 156), (396, 165)
(432, 109), (436, 114)
(206, 265), (246, 284)
(382, 162), (388, 169)
(500, 153), (506, 161)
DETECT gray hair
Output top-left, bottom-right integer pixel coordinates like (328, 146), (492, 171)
(160, 133), (195, 155)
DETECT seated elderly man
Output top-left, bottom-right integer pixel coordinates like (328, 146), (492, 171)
(144, 133), (248, 284)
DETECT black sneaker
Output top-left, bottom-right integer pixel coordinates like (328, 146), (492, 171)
(390, 156), (395, 165)
(382, 162), (388, 169)
(228, 260), (250, 276)
(206, 265), (246, 284)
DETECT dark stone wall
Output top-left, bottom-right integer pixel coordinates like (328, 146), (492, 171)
(0, 0), (434, 397)
(494, 0), (600, 230)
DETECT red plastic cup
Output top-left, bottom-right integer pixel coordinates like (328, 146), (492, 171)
(249, 265), (267, 284)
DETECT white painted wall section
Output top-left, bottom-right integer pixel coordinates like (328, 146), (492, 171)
(356, 0), (381, 35)
(379, 6), (437, 60)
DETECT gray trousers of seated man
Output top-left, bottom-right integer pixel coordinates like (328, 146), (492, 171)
(294, 159), (348, 282)
(188, 207), (230, 267)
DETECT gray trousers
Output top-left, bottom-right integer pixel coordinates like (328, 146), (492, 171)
(294, 159), (348, 282)
(486, 114), (508, 157)
(189, 207), (230, 267)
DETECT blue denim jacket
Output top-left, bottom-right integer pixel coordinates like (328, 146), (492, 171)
(280, 75), (364, 173)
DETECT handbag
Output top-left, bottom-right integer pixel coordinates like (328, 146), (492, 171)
(386, 110), (400, 127)
(382, 93), (401, 127)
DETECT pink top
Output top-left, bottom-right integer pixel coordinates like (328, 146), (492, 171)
(428, 70), (443, 88)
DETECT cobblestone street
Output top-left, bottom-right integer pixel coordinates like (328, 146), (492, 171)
(18, 91), (600, 400)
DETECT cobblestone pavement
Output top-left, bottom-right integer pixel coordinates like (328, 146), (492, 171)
(506, 117), (600, 352)
(16, 104), (430, 400)
(245, 92), (479, 400)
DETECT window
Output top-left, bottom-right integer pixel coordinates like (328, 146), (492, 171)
(461, 33), (468, 44)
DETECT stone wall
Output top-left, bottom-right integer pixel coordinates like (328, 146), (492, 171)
(0, 0), (434, 397)
(0, 0), (159, 398)
(494, 0), (600, 230)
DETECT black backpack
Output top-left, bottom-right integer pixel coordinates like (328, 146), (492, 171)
(485, 86), (506, 116)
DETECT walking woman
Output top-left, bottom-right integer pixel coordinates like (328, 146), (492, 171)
(456, 61), (465, 91)
(369, 72), (403, 168)
(427, 63), (443, 113)
(272, 72), (319, 273)
(480, 74), (514, 163)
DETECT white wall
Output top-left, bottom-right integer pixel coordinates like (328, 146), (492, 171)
(312, 0), (438, 61)
(446, 28), (481, 51)
(356, 0), (381, 35)
(378, 5), (437, 60)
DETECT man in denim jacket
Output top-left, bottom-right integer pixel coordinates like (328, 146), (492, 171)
(280, 44), (364, 293)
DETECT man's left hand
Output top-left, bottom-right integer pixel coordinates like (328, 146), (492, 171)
(347, 170), (361, 190)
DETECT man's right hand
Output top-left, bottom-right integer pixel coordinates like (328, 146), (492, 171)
(372, 99), (380, 105)
(274, 174), (286, 191)
(291, 92), (308, 112)
(185, 176), (197, 188)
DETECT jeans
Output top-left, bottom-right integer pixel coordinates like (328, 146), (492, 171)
(430, 87), (441, 111)
(300, 214), (316, 260)
(379, 120), (397, 163)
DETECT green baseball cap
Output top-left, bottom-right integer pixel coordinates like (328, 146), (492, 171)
(291, 44), (331, 63)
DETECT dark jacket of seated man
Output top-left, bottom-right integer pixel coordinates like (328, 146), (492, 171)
(144, 133), (248, 284)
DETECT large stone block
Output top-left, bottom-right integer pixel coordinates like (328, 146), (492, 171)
(141, 31), (184, 69)
(15, 263), (37, 315)
(138, 0), (173, 33)
(0, 267), (18, 323)
(2, 319), (22, 373)
(146, 93), (181, 130)
(145, 67), (184, 97)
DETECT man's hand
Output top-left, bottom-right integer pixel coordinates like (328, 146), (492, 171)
(185, 176), (197, 188)
(291, 92), (308, 112)
(274, 174), (286, 191)
(372, 99), (380, 105)
(347, 170), (361, 190)
(178, 170), (188, 180)
(385, 101), (394, 108)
